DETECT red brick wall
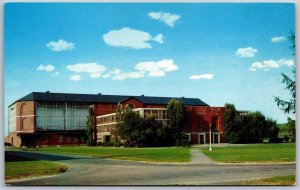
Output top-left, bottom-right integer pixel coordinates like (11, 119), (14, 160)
(93, 98), (145, 116)
(5, 132), (22, 147)
(93, 103), (117, 116)
(121, 98), (144, 109)
(36, 133), (86, 146)
(15, 101), (35, 132)
(185, 106), (225, 143)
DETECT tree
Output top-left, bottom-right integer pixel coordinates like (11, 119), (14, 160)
(116, 109), (144, 147)
(139, 115), (164, 147)
(86, 107), (96, 146)
(223, 103), (279, 144)
(166, 99), (185, 146)
(113, 103), (123, 146)
(274, 32), (296, 114)
(223, 103), (238, 143)
(286, 117), (296, 142)
(265, 118), (279, 143)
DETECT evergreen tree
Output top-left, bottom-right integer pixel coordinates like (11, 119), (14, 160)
(86, 107), (96, 146)
(274, 32), (296, 114)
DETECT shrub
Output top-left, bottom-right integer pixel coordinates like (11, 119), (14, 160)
(269, 137), (283, 143)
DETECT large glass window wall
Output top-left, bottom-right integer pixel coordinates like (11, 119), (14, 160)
(36, 101), (90, 131)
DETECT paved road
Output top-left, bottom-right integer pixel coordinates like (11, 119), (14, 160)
(5, 150), (295, 186)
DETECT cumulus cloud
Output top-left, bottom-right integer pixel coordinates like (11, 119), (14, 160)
(271, 36), (286, 43)
(37, 64), (55, 72)
(235, 47), (258, 58)
(66, 63), (106, 78)
(70, 74), (81, 81)
(103, 27), (164, 49)
(110, 69), (145, 80)
(148, 12), (180, 27)
(249, 59), (294, 71)
(46, 39), (75, 51)
(189, 74), (214, 80)
(134, 59), (178, 77)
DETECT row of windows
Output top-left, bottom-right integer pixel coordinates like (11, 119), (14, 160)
(36, 102), (89, 130)
(97, 125), (116, 133)
(36, 116), (87, 130)
(97, 115), (117, 124)
(37, 102), (91, 108)
(57, 135), (85, 143)
(37, 108), (89, 117)
(143, 110), (168, 120)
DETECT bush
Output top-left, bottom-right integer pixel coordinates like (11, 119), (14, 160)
(283, 135), (289, 142)
(269, 137), (283, 143)
(86, 139), (96, 146)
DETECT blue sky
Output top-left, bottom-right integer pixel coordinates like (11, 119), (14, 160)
(4, 3), (295, 135)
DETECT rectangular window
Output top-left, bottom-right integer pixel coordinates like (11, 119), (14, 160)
(66, 135), (70, 142)
(58, 135), (63, 142)
(80, 136), (85, 143)
(74, 136), (78, 142)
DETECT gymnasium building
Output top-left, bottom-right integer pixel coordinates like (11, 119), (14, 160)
(5, 91), (227, 147)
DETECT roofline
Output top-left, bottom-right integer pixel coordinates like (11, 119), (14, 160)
(9, 91), (209, 107)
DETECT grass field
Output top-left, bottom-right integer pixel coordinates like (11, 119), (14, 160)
(5, 152), (67, 180)
(33, 146), (191, 162)
(228, 175), (296, 185)
(201, 143), (295, 163)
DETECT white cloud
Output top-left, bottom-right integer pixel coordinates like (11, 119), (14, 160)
(46, 39), (75, 51)
(110, 68), (145, 80)
(271, 36), (286, 43)
(149, 12), (180, 27)
(278, 59), (294, 67)
(51, 71), (60, 77)
(103, 27), (164, 49)
(249, 59), (294, 71)
(70, 74), (81, 81)
(66, 63), (106, 78)
(102, 74), (111, 78)
(189, 74), (214, 80)
(134, 59), (178, 77)
(37, 64), (55, 72)
(235, 47), (258, 58)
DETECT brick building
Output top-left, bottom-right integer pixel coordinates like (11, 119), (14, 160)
(6, 91), (225, 147)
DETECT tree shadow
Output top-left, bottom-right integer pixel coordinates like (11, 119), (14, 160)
(5, 150), (90, 162)
(101, 154), (155, 159)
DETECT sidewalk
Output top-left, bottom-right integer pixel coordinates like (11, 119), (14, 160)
(190, 148), (215, 164)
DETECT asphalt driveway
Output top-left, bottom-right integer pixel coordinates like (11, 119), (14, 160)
(5, 150), (296, 185)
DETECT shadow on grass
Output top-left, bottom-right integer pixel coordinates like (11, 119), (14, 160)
(5, 150), (90, 162)
(5, 152), (37, 162)
(101, 154), (155, 159)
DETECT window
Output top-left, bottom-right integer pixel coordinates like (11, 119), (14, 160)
(66, 135), (70, 142)
(58, 135), (63, 143)
(127, 104), (135, 110)
(185, 133), (191, 142)
(80, 136), (85, 143)
(74, 136), (78, 143)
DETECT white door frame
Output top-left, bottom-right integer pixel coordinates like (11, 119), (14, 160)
(198, 132), (206, 144)
(213, 132), (220, 144)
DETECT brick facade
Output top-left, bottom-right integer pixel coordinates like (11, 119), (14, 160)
(6, 93), (226, 146)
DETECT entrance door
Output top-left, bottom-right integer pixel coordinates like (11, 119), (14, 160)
(213, 133), (219, 143)
(199, 134), (205, 144)
(104, 135), (111, 144)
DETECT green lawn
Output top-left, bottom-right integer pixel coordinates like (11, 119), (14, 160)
(228, 175), (296, 185)
(201, 143), (295, 163)
(34, 146), (190, 162)
(5, 152), (67, 180)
